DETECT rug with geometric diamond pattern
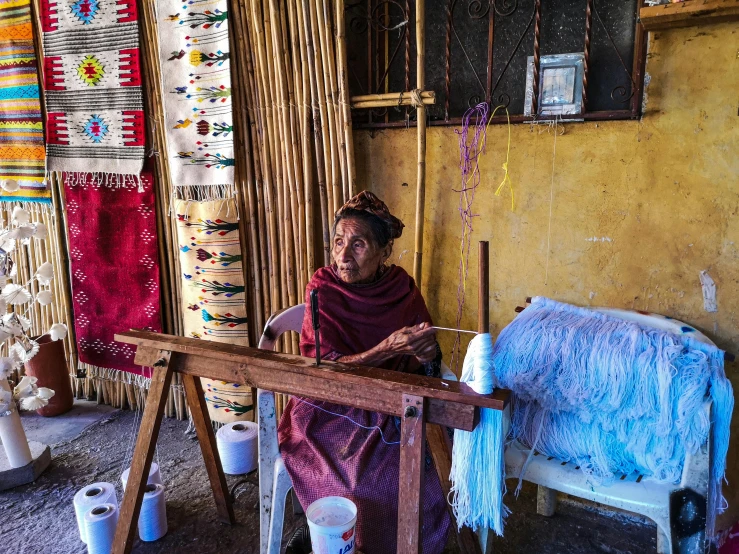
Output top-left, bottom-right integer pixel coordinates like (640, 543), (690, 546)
(65, 171), (160, 374)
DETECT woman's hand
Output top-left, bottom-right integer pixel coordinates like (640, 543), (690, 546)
(335, 322), (437, 366)
(378, 322), (437, 363)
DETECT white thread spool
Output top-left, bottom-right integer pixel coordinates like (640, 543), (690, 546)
(461, 333), (494, 394)
(0, 378), (32, 468)
(84, 503), (119, 554)
(216, 421), (258, 475)
(74, 483), (118, 544)
(138, 483), (167, 542)
(120, 462), (162, 491)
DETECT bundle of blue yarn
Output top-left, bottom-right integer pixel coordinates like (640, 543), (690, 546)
(492, 296), (733, 540)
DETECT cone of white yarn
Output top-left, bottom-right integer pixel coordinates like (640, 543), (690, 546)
(84, 503), (119, 554)
(216, 421), (258, 475)
(138, 483), (168, 542)
(73, 483), (118, 544)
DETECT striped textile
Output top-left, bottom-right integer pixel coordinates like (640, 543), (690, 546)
(0, 0), (48, 204)
(39, 0), (145, 177)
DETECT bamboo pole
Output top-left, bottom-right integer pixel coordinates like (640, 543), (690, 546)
(413, 0), (428, 289)
(241, 6), (273, 327)
(352, 96), (435, 109)
(262, 0), (293, 353)
(312, 0), (341, 215)
(351, 91), (435, 103)
(228, 0), (264, 344)
(249, 0), (282, 333)
(293, 0), (316, 276)
(303, 0), (331, 266)
(335, 0), (357, 198)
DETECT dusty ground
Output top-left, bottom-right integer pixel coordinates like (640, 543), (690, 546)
(1, 402), (657, 553)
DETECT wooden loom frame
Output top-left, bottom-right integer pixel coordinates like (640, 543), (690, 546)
(112, 242), (505, 554)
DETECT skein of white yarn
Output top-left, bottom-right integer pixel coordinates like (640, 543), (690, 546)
(138, 483), (168, 542)
(216, 421), (258, 475)
(449, 333), (509, 536)
(121, 462), (162, 491)
(84, 503), (119, 554)
(73, 483), (118, 544)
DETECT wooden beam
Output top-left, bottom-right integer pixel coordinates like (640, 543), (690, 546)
(119, 331), (510, 420)
(112, 351), (175, 554)
(397, 394), (426, 554)
(640, 0), (739, 30)
(478, 242), (489, 334)
(132, 343), (483, 431)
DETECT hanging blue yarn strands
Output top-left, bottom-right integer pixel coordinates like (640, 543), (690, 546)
(449, 333), (509, 536)
(492, 296), (734, 541)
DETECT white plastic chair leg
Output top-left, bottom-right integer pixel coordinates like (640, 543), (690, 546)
(657, 524), (671, 554)
(537, 486), (557, 517)
(268, 456), (293, 554)
(258, 389), (280, 554)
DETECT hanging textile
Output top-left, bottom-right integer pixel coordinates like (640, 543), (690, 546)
(492, 296), (734, 540)
(0, 0), (48, 204)
(65, 171), (161, 376)
(175, 198), (249, 422)
(157, 0), (234, 189)
(39, 0), (145, 178)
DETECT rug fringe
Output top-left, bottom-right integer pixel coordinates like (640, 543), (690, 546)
(172, 189), (240, 221)
(56, 171), (144, 191)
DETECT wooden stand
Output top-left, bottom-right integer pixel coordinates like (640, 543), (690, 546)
(110, 327), (508, 554)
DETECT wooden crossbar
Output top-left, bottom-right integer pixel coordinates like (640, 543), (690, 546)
(110, 329), (509, 554)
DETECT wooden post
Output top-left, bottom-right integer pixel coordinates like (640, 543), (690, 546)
(112, 351), (175, 554)
(413, 0), (427, 288)
(478, 241), (489, 334)
(397, 394), (426, 554)
(478, 240), (492, 553)
(181, 374), (235, 524)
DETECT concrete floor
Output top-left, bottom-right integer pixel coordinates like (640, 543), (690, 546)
(0, 401), (657, 553)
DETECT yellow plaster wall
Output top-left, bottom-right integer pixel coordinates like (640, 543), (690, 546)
(354, 22), (739, 524)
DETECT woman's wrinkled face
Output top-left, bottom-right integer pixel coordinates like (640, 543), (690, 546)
(333, 218), (391, 284)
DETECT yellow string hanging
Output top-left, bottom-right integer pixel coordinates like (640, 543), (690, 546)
(484, 105), (515, 211)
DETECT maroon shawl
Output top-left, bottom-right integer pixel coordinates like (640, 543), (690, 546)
(299, 264), (431, 370)
(279, 265), (451, 554)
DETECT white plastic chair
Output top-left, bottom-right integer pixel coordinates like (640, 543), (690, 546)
(256, 303), (457, 554)
(257, 304), (304, 554)
(494, 305), (715, 554)
(503, 401), (711, 554)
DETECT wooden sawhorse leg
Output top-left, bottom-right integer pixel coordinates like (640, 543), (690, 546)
(112, 351), (235, 554)
(397, 394), (426, 554)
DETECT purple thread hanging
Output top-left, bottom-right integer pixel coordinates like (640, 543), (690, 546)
(451, 102), (489, 370)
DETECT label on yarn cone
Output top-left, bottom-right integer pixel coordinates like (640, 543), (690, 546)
(84, 503), (119, 554)
(73, 482), (117, 544)
(216, 421), (258, 475)
(138, 483), (167, 542)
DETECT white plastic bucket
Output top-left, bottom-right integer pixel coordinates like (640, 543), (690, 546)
(306, 496), (358, 554)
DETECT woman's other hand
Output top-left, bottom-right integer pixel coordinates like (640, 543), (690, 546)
(380, 322), (437, 363)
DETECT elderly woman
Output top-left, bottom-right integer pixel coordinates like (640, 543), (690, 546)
(278, 191), (451, 554)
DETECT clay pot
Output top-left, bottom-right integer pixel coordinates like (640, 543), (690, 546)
(24, 335), (73, 417)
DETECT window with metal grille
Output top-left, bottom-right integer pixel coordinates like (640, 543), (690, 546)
(345, 0), (647, 127)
